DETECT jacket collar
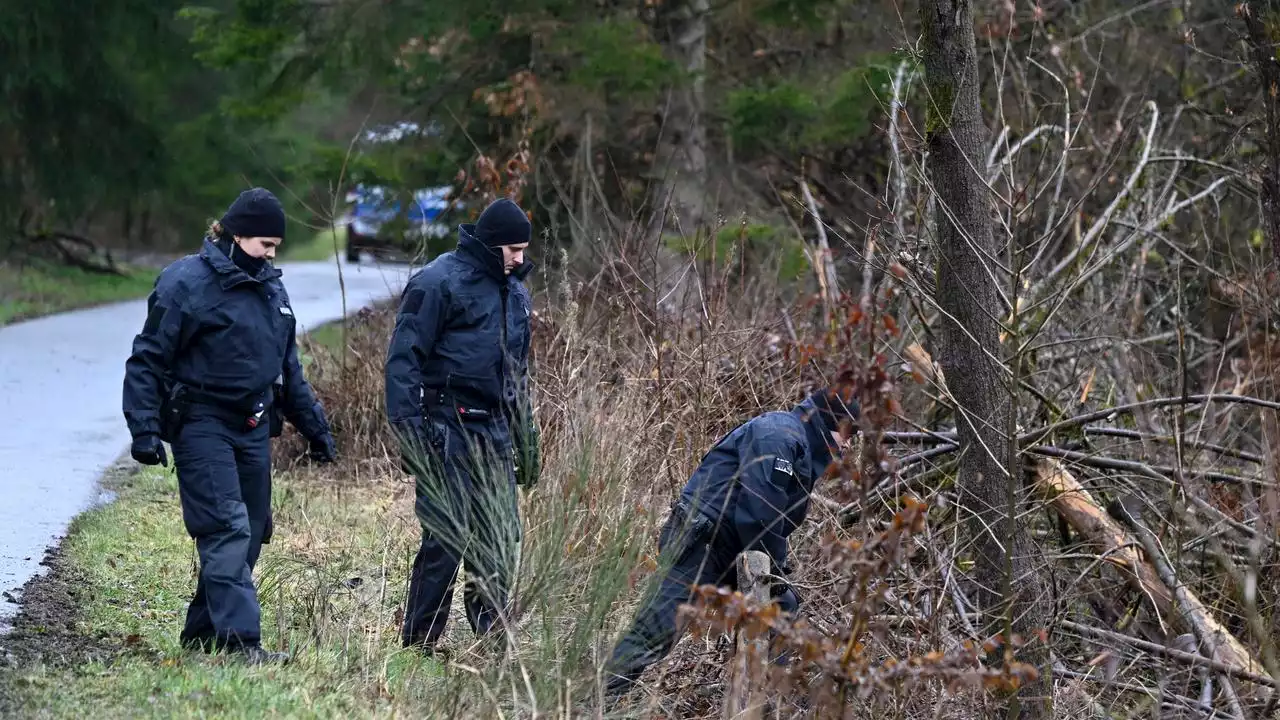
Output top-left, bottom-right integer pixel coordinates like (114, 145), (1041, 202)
(199, 237), (281, 290)
(456, 223), (536, 284)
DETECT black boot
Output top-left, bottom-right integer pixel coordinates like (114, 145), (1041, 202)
(234, 643), (291, 665)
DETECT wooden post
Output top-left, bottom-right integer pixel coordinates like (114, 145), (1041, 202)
(724, 550), (772, 720)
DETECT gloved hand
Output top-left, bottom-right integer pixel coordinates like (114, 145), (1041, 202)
(772, 584), (800, 614)
(262, 511), (274, 545)
(514, 418), (541, 487)
(770, 558), (799, 612)
(131, 434), (168, 467)
(308, 432), (337, 463)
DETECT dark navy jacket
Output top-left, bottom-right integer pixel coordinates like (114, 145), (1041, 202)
(384, 224), (533, 449)
(678, 396), (836, 570)
(122, 238), (328, 441)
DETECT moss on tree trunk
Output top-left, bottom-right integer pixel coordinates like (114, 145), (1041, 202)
(919, 0), (1051, 716)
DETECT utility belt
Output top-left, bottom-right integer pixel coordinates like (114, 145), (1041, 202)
(657, 499), (715, 556)
(421, 386), (500, 423)
(160, 378), (283, 441)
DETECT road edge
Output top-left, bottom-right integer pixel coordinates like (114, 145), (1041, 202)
(0, 453), (145, 713)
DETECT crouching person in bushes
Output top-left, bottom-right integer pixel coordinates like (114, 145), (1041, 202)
(122, 187), (338, 665)
(602, 387), (857, 697)
(384, 197), (540, 655)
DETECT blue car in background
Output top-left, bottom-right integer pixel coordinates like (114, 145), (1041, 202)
(344, 184), (459, 263)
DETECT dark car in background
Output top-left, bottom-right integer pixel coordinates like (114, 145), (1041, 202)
(344, 184), (460, 263)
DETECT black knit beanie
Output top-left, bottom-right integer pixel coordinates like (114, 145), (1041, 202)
(474, 198), (531, 248)
(220, 187), (287, 240)
(808, 386), (860, 433)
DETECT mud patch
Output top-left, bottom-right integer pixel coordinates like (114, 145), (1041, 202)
(0, 454), (140, 712)
(0, 545), (120, 712)
(0, 545), (116, 667)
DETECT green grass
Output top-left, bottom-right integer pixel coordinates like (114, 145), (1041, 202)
(3, 466), (444, 718)
(0, 422), (664, 718)
(279, 225), (347, 263)
(0, 261), (158, 326)
(304, 319), (347, 354)
(295, 317), (353, 373)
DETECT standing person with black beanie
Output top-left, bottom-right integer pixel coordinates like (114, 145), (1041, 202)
(385, 197), (540, 654)
(122, 187), (337, 664)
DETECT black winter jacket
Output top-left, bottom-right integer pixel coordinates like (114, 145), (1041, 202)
(384, 224), (533, 450)
(122, 238), (330, 441)
(678, 395), (838, 570)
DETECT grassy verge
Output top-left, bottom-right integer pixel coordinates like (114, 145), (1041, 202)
(279, 226), (347, 263)
(0, 466), (433, 718)
(1, 442), (663, 718)
(0, 261), (158, 326)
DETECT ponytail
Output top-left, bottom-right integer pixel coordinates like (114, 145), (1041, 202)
(207, 219), (232, 241)
(207, 219), (235, 255)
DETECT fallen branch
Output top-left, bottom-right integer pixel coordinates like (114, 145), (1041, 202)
(1083, 427), (1264, 465)
(1019, 395), (1280, 447)
(1061, 620), (1276, 689)
(1119, 509), (1249, 716)
(1033, 458), (1269, 689)
(1027, 445), (1256, 486)
(22, 230), (125, 276)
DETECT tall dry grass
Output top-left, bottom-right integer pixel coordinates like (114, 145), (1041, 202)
(249, 232), (1050, 719)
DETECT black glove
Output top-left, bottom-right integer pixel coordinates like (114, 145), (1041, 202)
(772, 585), (800, 614)
(395, 418), (445, 475)
(514, 418), (541, 487)
(131, 434), (168, 467)
(262, 512), (274, 545)
(308, 432), (337, 463)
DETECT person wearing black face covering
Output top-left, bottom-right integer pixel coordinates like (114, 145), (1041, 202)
(602, 387), (858, 698)
(385, 197), (539, 654)
(122, 187), (338, 664)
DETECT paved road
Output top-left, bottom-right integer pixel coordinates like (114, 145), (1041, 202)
(0, 254), (414, 628)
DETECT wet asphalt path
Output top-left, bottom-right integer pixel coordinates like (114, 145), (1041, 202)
(0, 254), (414, 628)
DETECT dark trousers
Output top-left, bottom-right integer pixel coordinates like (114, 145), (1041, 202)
(604, 509), (798, 695)
(401, 418), (519, 649)
(171, 408), (272, 650)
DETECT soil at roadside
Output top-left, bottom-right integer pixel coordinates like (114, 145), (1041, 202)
(0, 461), (142, 713)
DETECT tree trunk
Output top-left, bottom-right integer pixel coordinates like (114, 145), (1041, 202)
(920, 1), (1050, 716)
(1241, 1), (1280, 542)
(1242, 1), (1280, 261)
(648, 0), (709, 239)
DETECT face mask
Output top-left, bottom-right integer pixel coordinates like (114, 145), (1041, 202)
(231, 242), (267, 275)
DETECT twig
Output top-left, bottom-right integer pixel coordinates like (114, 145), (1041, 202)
(1061, 620), (1275, 688)
(798, 177), (839, 306)
(1083, 427), (1264, 465)
(1018, 394), (1280, 447)
(898, 444), (959, 467)
(887, 59), (913, 248)
(1041, 101), (1159, 287)
(1053, 664), (1237, 720)
(1026, 445), (1256, 486)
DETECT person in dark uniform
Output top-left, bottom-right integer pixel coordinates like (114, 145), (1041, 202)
(384, 196), (539, 654)
(602, 387), (858, 696)
(122, 187), (338, 664)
